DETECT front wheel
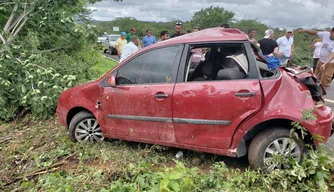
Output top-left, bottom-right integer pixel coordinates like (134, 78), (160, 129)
(69, 111), (104, 143)
(248, 128), (304, 171)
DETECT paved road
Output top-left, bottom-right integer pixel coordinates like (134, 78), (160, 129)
(325, 81), (334, 101)
(102, 52), (119, 62)
(324, 81), (334, 155)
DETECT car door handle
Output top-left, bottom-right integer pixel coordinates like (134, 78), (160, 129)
(235, 92), (256, 97)
(155, 93), (169, 99)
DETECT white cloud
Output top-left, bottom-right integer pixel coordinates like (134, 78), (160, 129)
(88, 0), (334, 29)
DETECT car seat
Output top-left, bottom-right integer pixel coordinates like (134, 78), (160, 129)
(216, 68), (246, 80)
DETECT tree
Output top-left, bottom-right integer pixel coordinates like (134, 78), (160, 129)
(0, 0), (104, 121)
(191, 6), (235, 29)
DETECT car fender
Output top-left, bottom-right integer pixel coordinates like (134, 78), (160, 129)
(231, 69), (317, 153)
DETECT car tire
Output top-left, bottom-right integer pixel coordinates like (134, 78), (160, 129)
(248, 128), (304, 171)
(69, 111), (104, 143)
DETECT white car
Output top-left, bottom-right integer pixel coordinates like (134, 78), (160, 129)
(102, 34), (120, 55)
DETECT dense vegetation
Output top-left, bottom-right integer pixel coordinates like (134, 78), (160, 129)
(0, 0), (107, 122)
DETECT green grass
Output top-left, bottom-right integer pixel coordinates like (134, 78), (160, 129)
(0, 117), (333, 191)
(91, 56), (118, 77)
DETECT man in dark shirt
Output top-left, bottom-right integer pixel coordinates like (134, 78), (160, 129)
(257, 29), (279, 56)
(170, 22), (184, 38)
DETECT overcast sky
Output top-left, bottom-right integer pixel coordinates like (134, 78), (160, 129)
(88, 0), (334, 29)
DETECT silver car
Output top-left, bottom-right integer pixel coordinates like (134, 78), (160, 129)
(102, 34), (120, 55)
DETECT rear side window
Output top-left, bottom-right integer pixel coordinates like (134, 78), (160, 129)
(117, 46), (179, 85)
(185, 44), (249, 82)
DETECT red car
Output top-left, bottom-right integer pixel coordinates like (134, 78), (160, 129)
(57, 28), (333, 170)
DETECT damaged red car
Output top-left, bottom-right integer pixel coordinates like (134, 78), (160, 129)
(56, 28), (333, 170)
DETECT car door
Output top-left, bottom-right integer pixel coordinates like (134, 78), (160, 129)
(101, 45), (183, 144)
(172, 42), (263, 149)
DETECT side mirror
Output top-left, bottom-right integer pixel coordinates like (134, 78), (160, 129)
(107, 75), (116, 87)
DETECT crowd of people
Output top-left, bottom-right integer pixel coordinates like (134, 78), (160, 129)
(112, 23), (334, 89)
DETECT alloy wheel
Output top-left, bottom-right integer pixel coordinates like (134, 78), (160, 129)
(263, 137), (301, 171)
(74, 118), (104, 143)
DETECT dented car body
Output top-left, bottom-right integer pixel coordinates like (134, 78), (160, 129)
(57, 28), (333, 169)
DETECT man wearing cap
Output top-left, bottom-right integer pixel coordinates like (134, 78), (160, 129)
(157, 30), (169, 42)
(257, 29), (279, 56)
(276, 29), (294, 62)
(193, 27), (200, 32)
(170, 23), (184, 38)
(116, 32), (127, 58)
(120, 36), (139, 62)
(300, 27), (334, 90)
(142, 29), (156, 47)
(126, 28), (136, 43)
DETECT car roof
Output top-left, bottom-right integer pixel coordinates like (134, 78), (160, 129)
(151, 27), (248, 48)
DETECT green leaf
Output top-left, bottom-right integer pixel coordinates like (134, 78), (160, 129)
(169, 180), (180, 192)
(137, 176), (145, 188)
(160, 178), (169, 191)
(21, 85), (26, 94)
(168, 170), (184, 180)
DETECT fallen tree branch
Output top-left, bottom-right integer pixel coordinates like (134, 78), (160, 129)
(3, 3), (18, 32)
(40, 46), (71, 53)
(8, 17), (29, 43)
(0, 137), (11, 144)
(10, 9), (31, 36)
(78, 167), (98, 192)
(3, 151), (78, 187)
(0, 33), (6, 44)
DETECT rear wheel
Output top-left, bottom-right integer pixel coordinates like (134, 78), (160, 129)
(248, 128), (304, 171)
(69, 111), (104, 143)
(109, 47), (113, 55)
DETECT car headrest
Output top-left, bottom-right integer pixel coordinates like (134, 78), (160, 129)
(216, 68), (246, 80)
(201, 61), (215, 77)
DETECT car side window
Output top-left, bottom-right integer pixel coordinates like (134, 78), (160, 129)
(186, 44), (249, 82)
(116, 46), (179, 85)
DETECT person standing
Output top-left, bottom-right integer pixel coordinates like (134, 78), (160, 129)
(142, 29), (156, 47)
(116, 32), (127, 58)
(126, 28), (136, 43)
(257, 29), (279, 56)
(299, 27), (334, 90)
(310, 38), (322, 72)
(170, 22), (184, 38)
(276, 29), (294, 63)
(120, 36), (139, 62)
(247, 29), (257, 43)
(220, 23), (229, 28)
(157, 30), (169, 42)
(193, 26), (200, 32)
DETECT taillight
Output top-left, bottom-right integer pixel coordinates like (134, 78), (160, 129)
(298, 76), (324, 102)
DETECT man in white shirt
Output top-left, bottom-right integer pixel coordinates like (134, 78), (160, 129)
(300, 27), (334, 90)
(276, 29), (294, 64)
(120, 36), (139, 62)
(310, 38), (322, 72)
